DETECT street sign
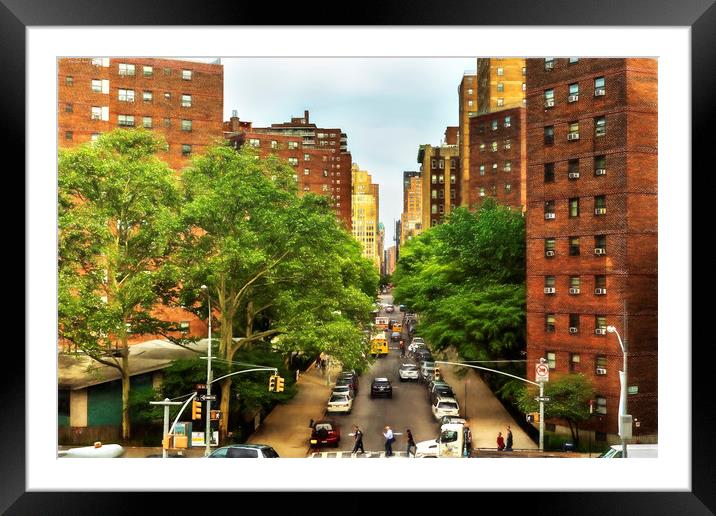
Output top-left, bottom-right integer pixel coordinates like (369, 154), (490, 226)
(199, 394), (216, 401)
(534, 396), (551, 402)
(535, 362), (549, 383)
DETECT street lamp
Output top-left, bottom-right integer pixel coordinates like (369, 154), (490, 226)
(200, 285), (213, 457)
(606, 325), (628, 458)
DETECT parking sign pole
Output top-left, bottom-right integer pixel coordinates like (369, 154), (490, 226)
(539, 382), (545, 452)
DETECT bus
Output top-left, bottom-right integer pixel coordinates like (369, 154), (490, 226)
(374, 317), (389, 331)
(370, 332), (389, 357)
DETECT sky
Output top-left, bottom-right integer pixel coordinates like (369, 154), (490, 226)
(221, 58), (476, 249)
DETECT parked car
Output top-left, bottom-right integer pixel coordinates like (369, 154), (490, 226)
(370, 377), (393, 398)
(419, 361), (436, 382)
(428, 382), (455, 403)
(391, 331), (401, 342)
(438, 415), (467, 426)
(598, 444), (658, 458)
(385, 305), (395, 313)
(332, 384), (354, 399)
(208, 444), (280, 458)
(326, 393), (353, 415)
(398, 363), (420, 381)
(338, 370), (359, 392)
(399, 304), (406, 311)
(336, 376), (358, 394)
(414, 350), (433, 363)
(411, 337), (424, 345)
(310, 419), (341, 448)
(431, 396), (460, 420)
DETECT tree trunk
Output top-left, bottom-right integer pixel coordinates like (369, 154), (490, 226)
(121, 355), (130, 441)
(219, 378), (232, 440)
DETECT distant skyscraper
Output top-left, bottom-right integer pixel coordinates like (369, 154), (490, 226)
(351, 164), (381, 269)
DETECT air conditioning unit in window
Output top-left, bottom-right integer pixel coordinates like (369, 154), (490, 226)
(504, 122), (511, 128)
(595, 288), (607, 295)
(596, 367), (607, 375)
(545, 250), (555, 257)
(595, 208), (607, 215)
(568, 172), (580, 179)
(595, 168), (606, 176)
(595, 328), (607, 335)
(569, 288), (580, 295)
(545, 61), (555, 70)
(594, 248), (606, 255)
(480, 191), (485, 197)
(567, 132), (580, 141)
(544, 213), (556, 220)
(544, 99), (555, 108)
(568, 94), (579, 103)
(543, 287), (556, 294)
(569, 327), (578, 333)
(595, 88), (606, 96)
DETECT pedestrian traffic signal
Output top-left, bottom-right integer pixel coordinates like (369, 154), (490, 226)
(268, 375), (277, 392)
(191, 399), (202, 420)
(275, 376), (285, 392)
(434, 367), (441, 380)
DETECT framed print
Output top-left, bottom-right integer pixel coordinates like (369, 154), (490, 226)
(8, 0), (712, 512)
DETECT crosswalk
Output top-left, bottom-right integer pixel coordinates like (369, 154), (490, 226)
(309, 450), (413, 458)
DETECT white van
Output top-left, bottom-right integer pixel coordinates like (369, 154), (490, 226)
(598, 444), (658, 458)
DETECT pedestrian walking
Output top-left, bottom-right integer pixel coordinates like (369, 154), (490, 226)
(505, 425), (513, 451)
(351, 425), (365, 455)
(399, 340), (406, 357)
(405, 428), (416, 457)
(464, 426), (473, 456)
(383, 426), (395, 456)
(496, 431), (505, 451)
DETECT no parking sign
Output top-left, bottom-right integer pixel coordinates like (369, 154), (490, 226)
(535, 361), (549, 383)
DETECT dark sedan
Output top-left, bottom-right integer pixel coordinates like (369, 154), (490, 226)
(370, 377), (393, 398)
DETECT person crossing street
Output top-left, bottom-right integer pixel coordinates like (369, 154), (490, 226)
(351, 425), (365, 455)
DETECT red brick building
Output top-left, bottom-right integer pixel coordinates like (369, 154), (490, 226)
(418, 131), (460, 229)
(58, 57), (224, 171)
(525, 58), (658, 443)
(468, 106), (527, 211)
(224, 110), (352, 229)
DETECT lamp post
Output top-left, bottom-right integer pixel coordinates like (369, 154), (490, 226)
(606, 325), (628, 459)
(200, 285), (213, 457)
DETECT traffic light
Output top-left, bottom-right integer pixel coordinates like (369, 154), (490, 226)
(434, 367), (441, 380)
(191, 399), (202, 420)
(268, 374), (277, 392)
(275, 376), (285, 392)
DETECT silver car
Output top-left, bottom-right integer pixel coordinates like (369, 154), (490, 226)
(398, 363), (420, 381)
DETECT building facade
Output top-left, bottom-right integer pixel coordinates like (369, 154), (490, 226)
(476, 58), (526, 115)
(351, 165), (381, 268)
(401, 173), (423, 245)
(223, 110), (352, 229)
(468, 106), (527, 211)
(418, 138), (460, 229)
(58, 57), (224, 171)
(458, 73), (478, 207)
(525, 58), (658, 442)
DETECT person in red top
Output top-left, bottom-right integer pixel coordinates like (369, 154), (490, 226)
(496, 431), (505, 451)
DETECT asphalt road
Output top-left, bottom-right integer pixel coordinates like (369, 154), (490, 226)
(336, 293), (438, 454)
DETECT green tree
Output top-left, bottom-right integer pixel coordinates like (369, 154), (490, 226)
(58, 129), (181, 440)
(518, 374), (594, 445)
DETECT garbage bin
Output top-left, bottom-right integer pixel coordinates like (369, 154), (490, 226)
(562, 442), (575, 452)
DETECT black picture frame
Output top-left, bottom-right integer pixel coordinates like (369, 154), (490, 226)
(7, 0), (711, 513)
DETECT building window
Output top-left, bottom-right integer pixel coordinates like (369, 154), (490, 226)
(118, 114), (135, 127)
(544, 275), (555, 290)
(143, 65), (153, 77)
(143, 91), (153, 103)
(303, 168), (310, 176)
(595, 235), (607, 254)
(479, 187), (485, 197)
(497, 82), (504, 92)
(450, 174), (456, 184)
(451, 159), (456, 169)
(496, 67), (504, 76)
(439, 160), (444, 169)
(65, 76), (74, 86)
(91, 79), (102, 93)
(569, 198), (580, 218)
(504, 183), (512, 193)
(288, 157), (298, 166)
(118, 89), (135, 102)
(468, 100), (474, 107)
(163, 67), (172, 76)
(522, 82), (526, 91)
(181, 94), (192, 107)
(544, 89), (555, 107)
(181, 144), (192, 156)
(450, 189), (455, 199)
(65, 103), (73, 113)
(467, 88), (473, 95)
(304, 153), (311, 161)
(288, 141), (298, 150)
(595, 116), (606, 137)
(431, 159), (437, 169)
(504, 161), (512, 172)
(142, 117), (152, 128)
(164, 92), (171, 101)
(496, 98), (504, 107)
(504, 139), (511, 150)
(544, 163), (555, 182)
(596, 355), (608, 375)
(323, 170), (329, 177)
(491, 119), (498, 131)
(595, 275), (607, 292)
(544, 58), (555, 70)
(568, 121), (580, 140)
(439, 175), (444, 184)
(439, 204), (444, 214)
(595, 315), (607, 333)
(181, 119), (192, 131)
(568, 159), (580, 179)
(545, 238), (555, 256)
(479, 143), (486, 152)
(570, 276), (581, 293)
(432, 189), (437, 199)
(65, 131), (73, 141)
(569, 314), (580, 332)
(432, 174), (437, 184)
(594, 155), (607, 176)
(569, 57), (579, 64)
(569, 353), (580, 372)
(491, 141), (498, 152)
(439, 190), (444, 199)
(569, 237), (580, 256)
(522, 66), (526, 76)
(544, 200), (555, 218)
(90, 133), (100, 142)
(595, 195), (607, 215)
(479, 165), (485, 176)
(163, 118), (171, 127)
(182, 69), (192, 80)
(492, 163), (498, 173)
(545, 351), (556, 368)
(595, 396), (607, 415)
(568, 83), (580, 102)
(544, 126), (554, 145)
(432, 205), (438, 214)
(118, 63), (135, 76)
(504, 116), (511, 128)
(594, 76), (606, 96)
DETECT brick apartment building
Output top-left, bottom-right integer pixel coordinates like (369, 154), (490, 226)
(525, 58), (658, 442)
(418, 128), (460, 229)
(58, 57), (224, 171)
(58, 57), (224, 345)
(223, 110), (351, 229)
(467, 106), (527, 211)
(476, 57), (526, 114)
(458, 73), (477, 208)
(401, 172), (422, 245)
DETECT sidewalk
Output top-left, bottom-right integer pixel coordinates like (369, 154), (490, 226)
(439, 352), (538, 451)
(246, 361), (338, 457)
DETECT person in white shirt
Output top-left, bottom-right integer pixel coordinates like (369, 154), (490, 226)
(383, 426), (395, 457)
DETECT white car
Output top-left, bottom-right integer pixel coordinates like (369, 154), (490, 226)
(326, 393), (353, 414)
(412, 337), (424, 344)
(398, 363), (420, 381)
(332, 385), (354, 399)
(431, 396), (460, 420)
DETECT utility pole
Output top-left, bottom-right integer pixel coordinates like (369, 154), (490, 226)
(149, 398), (184, 458)
(201, 285), (213, 457)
